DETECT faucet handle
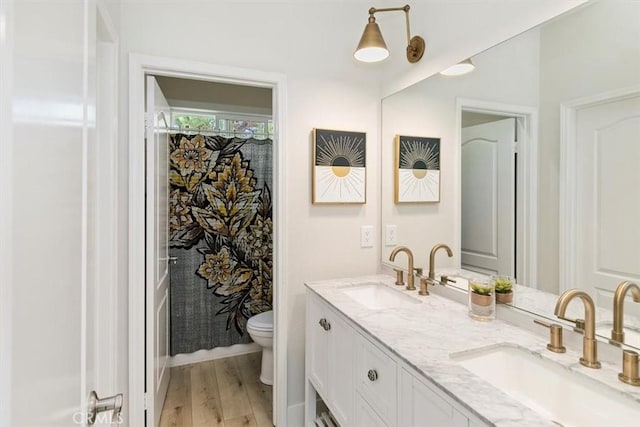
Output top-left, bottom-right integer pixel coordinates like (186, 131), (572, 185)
(418, 276), (435, 296)
(440, 275), (456, 286)
(393, 268), (405, 286)
(619, 350), (640, 386)
(534, 319), (566, 353)
(414, 267), (424, 277)
(557, 315), (586, 332)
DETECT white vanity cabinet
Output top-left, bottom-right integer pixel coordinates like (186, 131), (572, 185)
(306, 290), (490, 427)
(306, 292), (355, 427)
(399, 368), (469, 427)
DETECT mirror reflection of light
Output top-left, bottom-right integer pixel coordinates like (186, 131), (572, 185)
(13, 97), (95, 127)
(440, 58), (475, 76)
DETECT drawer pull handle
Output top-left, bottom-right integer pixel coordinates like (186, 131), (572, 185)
(367, 369), (378, 382)
(318, 318), (331, 331)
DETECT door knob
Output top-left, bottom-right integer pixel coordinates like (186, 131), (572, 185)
(87, 390), (123, 425)
(168, 256), (178, 264)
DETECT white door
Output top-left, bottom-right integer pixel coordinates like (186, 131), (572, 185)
(461, 118), (516, 276)
(146, 75), (171, 426)
(8, 2), (122, 426)
(574, 94), (640, 312)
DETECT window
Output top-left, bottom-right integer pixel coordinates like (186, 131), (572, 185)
(171, 108), (273, 138)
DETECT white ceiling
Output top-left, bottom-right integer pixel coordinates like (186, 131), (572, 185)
(155, 76), (273, 115)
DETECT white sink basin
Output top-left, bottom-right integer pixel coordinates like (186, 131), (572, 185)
(340, 283), (420, 309)
(452, 345), (640, 427)
(596, 321), (640, 348)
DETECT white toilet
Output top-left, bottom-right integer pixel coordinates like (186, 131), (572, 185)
(247, 310), (273, 385)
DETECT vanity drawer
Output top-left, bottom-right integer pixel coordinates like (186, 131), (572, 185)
(355, 334), (397, 426)
(355, 392), (388, 427)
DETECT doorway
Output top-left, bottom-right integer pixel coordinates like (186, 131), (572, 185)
(461, 114), (517, 277)
(456, 98), (538, 288)
(129, 55), (287, 427)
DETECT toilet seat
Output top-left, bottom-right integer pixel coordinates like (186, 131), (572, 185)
(247, 310), (273, 332)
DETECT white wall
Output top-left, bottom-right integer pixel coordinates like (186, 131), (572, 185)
(537, 0), (640, 292)
(117, 1), (382, 418)
(381, 29), (541, 274)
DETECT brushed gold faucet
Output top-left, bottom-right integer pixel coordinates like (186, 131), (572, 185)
(533, 319), (566, 353)
(389, 246), (416, 291)
(611, 281), (640, 345)
(554, 289), (601, 368)
(620, 349), (640, 386)
(428, 243), (453, 280)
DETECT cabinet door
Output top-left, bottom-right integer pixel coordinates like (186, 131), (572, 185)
(327, 311), (354, 426)
(356, 335), (397, 426)
(355, 393), (388, 427)
(400, 369), (468, 427)
(307, 295), (329, 397)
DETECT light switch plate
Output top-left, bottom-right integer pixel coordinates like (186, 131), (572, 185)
(361, 225), (374, 248)
(385, 225), (397, 246)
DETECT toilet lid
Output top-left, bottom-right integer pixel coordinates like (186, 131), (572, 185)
(247, 310), (273, 332)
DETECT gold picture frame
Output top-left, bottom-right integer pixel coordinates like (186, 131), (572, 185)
(394, 135), (441, 203)
(312, 128), (367, 204)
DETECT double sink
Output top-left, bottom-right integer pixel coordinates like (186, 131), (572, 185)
(339, 281), (640, 427)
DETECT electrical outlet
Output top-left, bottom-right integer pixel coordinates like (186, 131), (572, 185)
(360, 225), (374, 248)
(385, 225), (397, 246)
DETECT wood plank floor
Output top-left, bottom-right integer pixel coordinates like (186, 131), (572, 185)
(160, 352), (273, 427)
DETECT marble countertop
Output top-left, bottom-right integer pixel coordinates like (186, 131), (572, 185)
(305, 274), (640, 427)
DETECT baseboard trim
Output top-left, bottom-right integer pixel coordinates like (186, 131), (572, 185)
(169, 343), (261, 367)
(287, 402), (304, 427)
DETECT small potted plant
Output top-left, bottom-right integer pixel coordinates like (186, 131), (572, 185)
(468, 279), (495, 320)
(493, 275), (514, 304)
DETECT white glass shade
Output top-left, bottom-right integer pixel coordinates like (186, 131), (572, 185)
(354, 46), (389, 62)
(440, 59), (475, 76)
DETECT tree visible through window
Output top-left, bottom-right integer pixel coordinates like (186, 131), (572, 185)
(174, 114), (216, 131)
(172, 109), (273, 138)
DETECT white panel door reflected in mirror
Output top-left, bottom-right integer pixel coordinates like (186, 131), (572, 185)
(461, 116), (516, 278)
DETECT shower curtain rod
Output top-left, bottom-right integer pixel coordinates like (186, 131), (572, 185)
(167, 127), (273, 138)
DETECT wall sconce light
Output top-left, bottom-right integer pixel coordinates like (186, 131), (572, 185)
(439, 58), (475, 76)
(354, 5), (425, 64)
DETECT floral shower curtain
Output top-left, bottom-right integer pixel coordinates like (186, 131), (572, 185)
(168, 133), (273, 355)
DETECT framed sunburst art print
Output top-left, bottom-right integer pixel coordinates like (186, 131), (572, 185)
(395, 135), (440, 203)
(312, 128), (366, 204)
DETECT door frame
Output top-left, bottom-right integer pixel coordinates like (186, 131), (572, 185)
(0, 0), (14, 424)
(559, 85), (640, 292)
(128, 54), (288, 426)
(455, 98), (539, 288)
(93, 0), (121, 407)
